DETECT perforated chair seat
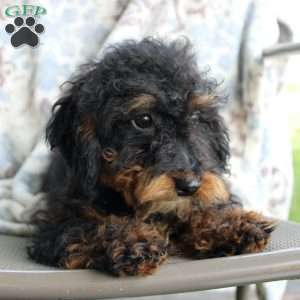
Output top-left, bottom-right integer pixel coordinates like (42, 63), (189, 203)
(0, 221), (300, 300)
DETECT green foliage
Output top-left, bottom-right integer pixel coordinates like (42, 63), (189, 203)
(289, 127), (300, 222)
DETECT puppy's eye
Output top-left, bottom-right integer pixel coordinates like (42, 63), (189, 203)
(131, 114), (153, 130)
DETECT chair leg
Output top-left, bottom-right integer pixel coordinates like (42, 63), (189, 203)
(256, 283), (268, 300)
(236, 285), (251, 300)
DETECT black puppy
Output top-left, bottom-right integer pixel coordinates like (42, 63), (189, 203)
(29, 38), (275, 276)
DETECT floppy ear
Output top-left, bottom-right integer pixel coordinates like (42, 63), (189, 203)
(46, 93), (77, 166)
(190, 92), (230, 173)
(208, 111), (230, 173)
(46, 84), (101, 198)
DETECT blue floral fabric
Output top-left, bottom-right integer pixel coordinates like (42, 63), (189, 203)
(0, 0), (292, 236)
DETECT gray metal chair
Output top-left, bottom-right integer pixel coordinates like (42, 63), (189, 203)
(0, 221), (299, 299)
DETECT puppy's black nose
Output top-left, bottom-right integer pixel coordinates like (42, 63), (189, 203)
(174, 178), (200, 196)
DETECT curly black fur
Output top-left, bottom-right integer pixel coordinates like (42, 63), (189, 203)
(28, 38), (274, 276)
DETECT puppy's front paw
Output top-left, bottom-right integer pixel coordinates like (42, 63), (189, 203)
(105, 223), (168, 276)
(236, 211), (277, 253)
(182, 206), (276, 258)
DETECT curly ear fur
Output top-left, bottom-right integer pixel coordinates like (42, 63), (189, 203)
(46, 94), (77, 165)
(202, 100), (230, 173)
(191, 89), (230, 174)
(46, 78), (102, 199)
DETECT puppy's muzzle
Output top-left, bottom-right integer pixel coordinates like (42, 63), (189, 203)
(174, 177), (200, 196)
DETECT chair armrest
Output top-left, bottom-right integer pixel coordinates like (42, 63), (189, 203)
(263, 42), (300, 58)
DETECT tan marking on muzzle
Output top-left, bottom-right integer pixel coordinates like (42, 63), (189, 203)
(194, 172), (230, 205)
(134, 171), (193, 221)
(100, 165), (144, 207)
(134, 172), (177, 205)
(100, 167), (178, 209)
(137, 197), (193, 221)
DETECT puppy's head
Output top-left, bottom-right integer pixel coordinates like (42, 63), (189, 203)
(46, 38), (229, 208)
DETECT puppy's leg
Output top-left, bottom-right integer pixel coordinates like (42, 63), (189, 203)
(180, 201), (276, 258)
(28, 214), (168, 276)
(105, 221), (168, 276)
(28, 220), (101, 269)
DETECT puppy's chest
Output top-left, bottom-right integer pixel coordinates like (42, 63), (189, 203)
(136, 197), (196, 222)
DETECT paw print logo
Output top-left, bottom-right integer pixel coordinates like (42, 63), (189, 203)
(5, 16), (44, 47)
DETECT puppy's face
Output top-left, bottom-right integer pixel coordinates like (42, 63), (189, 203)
(46, 39), (229, 209)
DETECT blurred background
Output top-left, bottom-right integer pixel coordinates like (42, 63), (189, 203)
(279, 1), (300, 224)
(286, 56), (300, 224)
(259, 2), (300, 297)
